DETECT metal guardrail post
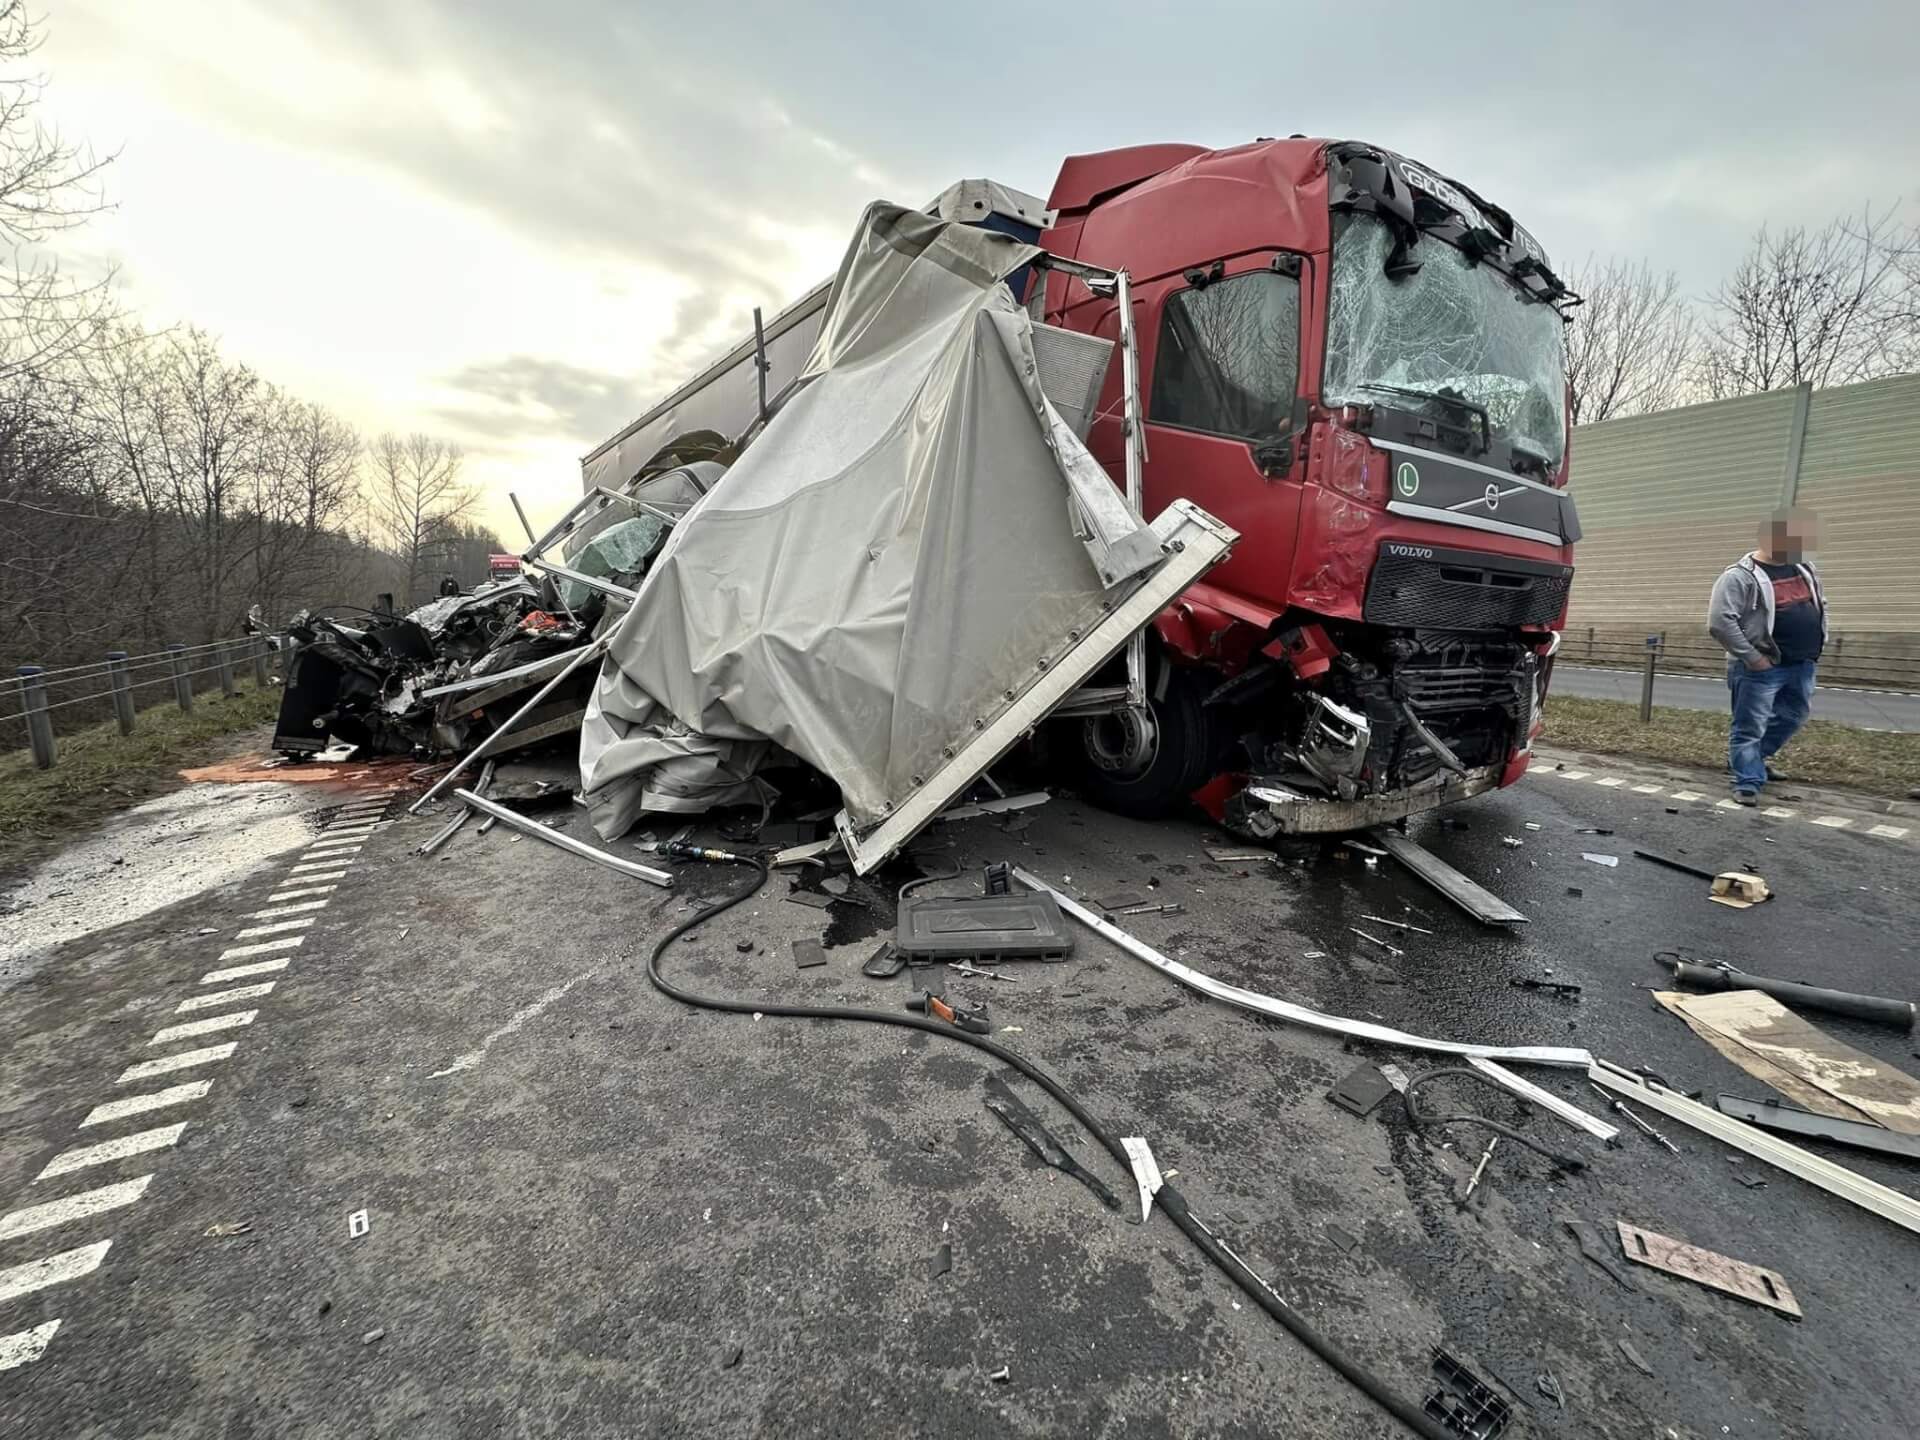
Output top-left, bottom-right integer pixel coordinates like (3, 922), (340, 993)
(251, 634), (270, 687)
(1640, 635), (1660, 723)
(216, 640), (236, 697)
(15, 665), (55, 769)
(107, 651), (136, 735)
(169, 643), (193, 712)
(1586, 625), (1595, 660)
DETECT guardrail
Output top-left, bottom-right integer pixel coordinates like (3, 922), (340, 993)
(1561, 625), (1920, 694)
(4, 636), (281, 770)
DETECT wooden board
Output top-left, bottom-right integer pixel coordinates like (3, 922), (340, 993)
(1616, 1221), (1801, 1317)
(1653, 992), (1865, 1123)
(1664, 989), (1920, 1136)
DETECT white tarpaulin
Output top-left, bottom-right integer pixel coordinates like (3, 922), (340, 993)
(578, 202), (1183, 840)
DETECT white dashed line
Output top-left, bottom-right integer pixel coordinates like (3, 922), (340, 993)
(1556, 770), (1590, 780)
(1716, 799), (1742, 810)
(0, 1241), (113, 1304)
(1594, 777), (1625, 788)
(288, 862), (353, 877)
(0, 1320), (61, 1371)
(234, 917), (315, 939)
(118, 1043), (236, 1082)
(217, 935), (305, 960)
(0, 1177), (153, 1241)
(302, 845), (361, 859)
(1810, 815), (1853, 829)
(1670, 791), (1705, 802)
(1630, 783), (1663, 794)
(150, 1011), (256, 1045)
(1869, 824), (1910, 839)
(247, 899), (330, 919)
(38, 1124), (187, 1180)
(201, 957), (290, 984)
(176, 982), (275, 1013)
(80, 1080), (212, 1128)
(264, 885), (336, 903)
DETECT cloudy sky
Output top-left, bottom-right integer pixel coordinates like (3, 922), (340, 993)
(38, 0), (1919, 537)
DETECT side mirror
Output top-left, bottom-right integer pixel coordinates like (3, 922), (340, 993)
(1253, 437), (1294, 476)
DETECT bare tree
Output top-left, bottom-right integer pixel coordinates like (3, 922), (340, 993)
(1561, 257), (1697, 424)
(0, 1), (117, 383)
(247, 391), (362, 619)
(1697, 208), (1920, 398)
(368, 432), (475, 604)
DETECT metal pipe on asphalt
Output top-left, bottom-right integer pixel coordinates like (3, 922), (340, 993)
(454, 788), (672, 888)
(419, 760), (495, 857)
(1668, 959), (1915, 1030)
(408, 639), (607, 815)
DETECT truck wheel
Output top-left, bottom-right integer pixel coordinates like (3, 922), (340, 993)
(1072, 671), (1217, 819)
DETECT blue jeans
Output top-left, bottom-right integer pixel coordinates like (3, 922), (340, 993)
(1727, 659), (1816, 790)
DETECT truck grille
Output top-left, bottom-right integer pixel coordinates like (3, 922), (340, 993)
(1364, 547), (1571, 631)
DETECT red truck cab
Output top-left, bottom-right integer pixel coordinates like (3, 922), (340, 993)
(1038, 139), (1579, 838)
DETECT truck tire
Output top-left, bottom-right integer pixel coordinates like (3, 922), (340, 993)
(1071, 668), (1218, 819)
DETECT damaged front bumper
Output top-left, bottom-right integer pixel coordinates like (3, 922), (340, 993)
(1223, 763), (1502, 838)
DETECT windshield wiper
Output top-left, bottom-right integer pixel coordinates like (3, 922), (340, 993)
(1353, 382), (1491, 455)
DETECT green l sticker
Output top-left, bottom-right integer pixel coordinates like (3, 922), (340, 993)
(1395, 461), (1420, 498)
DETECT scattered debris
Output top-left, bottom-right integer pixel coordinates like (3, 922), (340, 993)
(904, 990), (990, 1034)
(861, 941), (906, 978)
(948, 959), (1015, 983)
(1510, 977), (1582, 998)
(1379, 1064), (1411, 1094)
(988, 1365), (1011, 1383)
(1657, 989), (1920, 1134)
(1616, 1338), (1655, 1377)
(1118, 901), (1186, 917)
(1423, 1348), (1512, 1439)
(982, 1074), (1119, 1211)
(1468, 1057), (1618, 1141)
(1500, 835), (1525, 848)
(793, 939), (828, 970)
(1717, 1093), (1920, 1160)
(1120, 1136), (1164, 1225)
(1534, 1371), (1564, 1410)
(1093, 890), (1148, 912)
(897, 879), (1073, 964)
(1206, 848), (1271, 863)
(1708, 871), (1771, 908)
(1563, 1217), (1638, 1290)
(362, 1328), (385, 1346)
(1327, 1063), (1395, 1118)
(1349, 927), (1404, 958)
(1371, 830), (1528, 928)
(721, 1344), (744, 1369)
(1576, 827), (1614, 835)
(1564, 886), (1583, 898)
(347, 1209), (369, 1240)
(203, 1221), (252, 1238)
(1615, 1220), (1801, 1317)
(1587, 1081), (1680, 1152)
(930, 1243), (953, 1278)
(1325, 1224), (1360, 1255)
(1463, 1137), (1499, 1201)
(1360, 915), (1434, 935)
(1665, 959), (1915, 1030)
(785, 889), (838, 911)
(1522, 822), (1542, 832)
(1632, 848), (1718, 882)
(1580, 853), (1619, 867)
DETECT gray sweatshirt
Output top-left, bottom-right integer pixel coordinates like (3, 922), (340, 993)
(1707, 553), (1828, 665)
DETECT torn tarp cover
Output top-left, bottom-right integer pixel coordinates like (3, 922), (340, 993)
(579, 201), (1164, 838)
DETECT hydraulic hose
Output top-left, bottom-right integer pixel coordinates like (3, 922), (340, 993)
(1402, 1067), (1589, 1172)
(644, 855), (1453, 1440)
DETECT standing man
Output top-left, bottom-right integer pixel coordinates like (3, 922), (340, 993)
(1708, 508), (1827, 805)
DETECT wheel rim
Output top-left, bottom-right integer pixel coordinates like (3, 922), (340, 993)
(1082, 704), (1159, 780)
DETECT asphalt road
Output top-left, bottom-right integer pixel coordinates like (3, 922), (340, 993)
(2, 743), (1918, 1439)
(1552, 664), (1920, 733)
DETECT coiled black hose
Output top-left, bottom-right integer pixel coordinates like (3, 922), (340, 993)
(644, 855), (1453, 1440)
(1402, 1066), (1589, 1172)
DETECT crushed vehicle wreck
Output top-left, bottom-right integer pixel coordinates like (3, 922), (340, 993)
(581, 142), (1582, 845)
(271, 499), (685, 761)
(570, 199), (1235, 871)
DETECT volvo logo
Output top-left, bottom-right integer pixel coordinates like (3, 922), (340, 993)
(1385, 544), (1435, 559)
(1483, 482), (1503, 512)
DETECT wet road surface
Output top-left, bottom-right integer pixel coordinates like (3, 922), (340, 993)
(1, 746), (1916, 1438)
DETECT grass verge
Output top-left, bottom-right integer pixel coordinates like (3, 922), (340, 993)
(1541, 694), (1920, 799)
(0, 681), (281, 876)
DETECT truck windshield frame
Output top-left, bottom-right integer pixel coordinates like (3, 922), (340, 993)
(1323, 212), (1568, 471)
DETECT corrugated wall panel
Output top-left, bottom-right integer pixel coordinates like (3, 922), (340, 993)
(1793, 374), (1920, 634)
(1565, 389), (1800, 627)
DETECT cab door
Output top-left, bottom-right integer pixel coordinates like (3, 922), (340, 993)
(1135, 256), (1307, 614)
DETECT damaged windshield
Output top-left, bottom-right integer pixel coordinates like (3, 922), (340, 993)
(1324, 212), (1567, 467)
